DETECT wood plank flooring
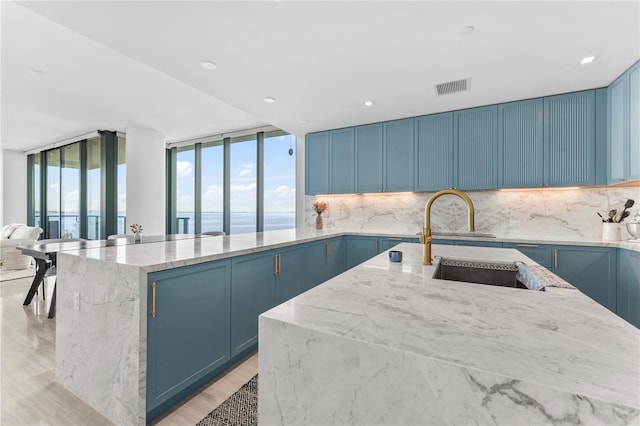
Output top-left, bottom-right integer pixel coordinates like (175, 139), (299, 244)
(1, 276), (258, 426)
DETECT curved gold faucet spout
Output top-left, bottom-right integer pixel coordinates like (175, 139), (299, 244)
(423, 189), (475, 265)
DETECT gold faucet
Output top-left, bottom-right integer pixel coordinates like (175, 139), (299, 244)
(422, 189), (475, 265)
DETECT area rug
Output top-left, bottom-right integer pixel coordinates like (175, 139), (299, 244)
(0, 266), (36, 282)
(197, 375), (258, 426)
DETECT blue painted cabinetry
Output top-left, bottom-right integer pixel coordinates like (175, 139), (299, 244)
(617, 249), (640, 328)
(305, 132), (329, 195)
(498, 99), (544, 188)
(454, 105), (498, 190)
(384, 118), (415, 191)
(553, 245), (617, 312)
(147, 260), (231, 416)
(415, 113), (454, 191)
(544, 90), (600, 187)
(503, 242), (553, 268)
(275, 245), (306, 305)
(355, 124), (383, 193)
(231, 250), (276, 356)
(302, 237), (345, 291)
(330, 128), (355, 193)
(346, 236), (379, 270)
(608, 61), (640, 183)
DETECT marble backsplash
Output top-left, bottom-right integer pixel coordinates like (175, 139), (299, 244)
(305, 186), (640, 242)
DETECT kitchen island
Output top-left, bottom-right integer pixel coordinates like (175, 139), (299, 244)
(259, 243), (640, 425)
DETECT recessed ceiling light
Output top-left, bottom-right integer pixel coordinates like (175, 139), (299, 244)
(30, 69), (47, 77)
(364, 100), (375, 107)
(579, 55), (596, 65)
(462, 26), (475, 35)
(264, 97), (276, 104)
(298, 119), (309, 124)
(200, 61), (217, 70)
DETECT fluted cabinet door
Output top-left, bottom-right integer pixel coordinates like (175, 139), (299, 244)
(330, 128), (355, 194)
(305, 132), (330, 194)
(607, 76), (627, 184)
(498, 99), (544, 188)
(455, 105), (498, 190)
(384, 118), (414, 191)
(628, 62), (640, 181)
(544, 91), (596, 186)
(415, 113), (454, 191)
(355, 123), (383, 193)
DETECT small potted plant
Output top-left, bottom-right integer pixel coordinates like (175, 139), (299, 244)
(313, 201), (328, 230)
(130, 223), (143, 242)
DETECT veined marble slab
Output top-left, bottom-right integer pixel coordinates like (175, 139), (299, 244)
(259, 244), (640, 425)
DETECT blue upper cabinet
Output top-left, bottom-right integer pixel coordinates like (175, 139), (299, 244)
(329, 128), (355, 194)
(454, 105), (498, 190)
(629, 62), (640, 181)
(384, 118), (415, 191)
(305, 132), (329, 195)
(498, 99), (544, 188)
(355, 123), (383, 193)
(609, 61), (640, 184)
(544, 90), (597, 187)
(415, 112), (454, 191)
(608, 75), (627, 184)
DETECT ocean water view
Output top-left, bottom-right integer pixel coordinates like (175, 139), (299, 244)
(36, 211), (295, 240)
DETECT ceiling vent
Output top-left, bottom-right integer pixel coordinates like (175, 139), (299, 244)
(434, 77), (471, 96)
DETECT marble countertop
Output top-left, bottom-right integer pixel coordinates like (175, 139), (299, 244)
(55, 228), (640, 272)
(261, 243), (640, 411)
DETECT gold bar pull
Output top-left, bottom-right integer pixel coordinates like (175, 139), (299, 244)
(554, 249), (558, 269)
(387, 237), (402, 241)
(274, 255), (279, 276)
(326, 242), (331, 258)
(151, 282), (157, 318)
(516, 244), (539, 248)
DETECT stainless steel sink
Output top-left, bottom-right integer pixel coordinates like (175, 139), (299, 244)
(433, 258), (532, 290)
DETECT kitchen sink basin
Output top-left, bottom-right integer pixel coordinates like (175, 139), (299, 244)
(433, 258), (530, 290)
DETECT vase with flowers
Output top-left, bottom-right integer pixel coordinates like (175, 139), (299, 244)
(313, 201), (328, 230)
(130, 223), (143, 242)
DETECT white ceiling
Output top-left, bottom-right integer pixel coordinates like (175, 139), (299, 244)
(2, 1), (639, 152)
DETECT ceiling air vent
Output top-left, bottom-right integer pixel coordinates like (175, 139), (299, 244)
(434, 77), (471, 96)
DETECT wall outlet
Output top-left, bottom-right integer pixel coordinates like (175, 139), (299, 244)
(74, 292), (80, 311)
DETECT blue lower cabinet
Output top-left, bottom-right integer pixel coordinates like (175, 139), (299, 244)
(378, 237), (404, 252)
(617, 249), (640, 328)
(275, 245), (306, 304)
(503, 242), (553, 268)
(326, 237), (346, 280)
(231, 250), (276, 357)
(553, 246), (617, 312)
(346, 236), (379, 269)
(147, 260), (231, 416)
(432, 239), (455, 245)
(302, 240), (329, 291)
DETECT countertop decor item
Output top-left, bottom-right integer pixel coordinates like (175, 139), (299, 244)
(130, 223), (143, 242)
(313, 201), (328, 230)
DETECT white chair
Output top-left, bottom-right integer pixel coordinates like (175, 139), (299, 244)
(0, 224), (43, 270)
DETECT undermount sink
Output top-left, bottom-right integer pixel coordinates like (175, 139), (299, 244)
(433, 258), (535, 290)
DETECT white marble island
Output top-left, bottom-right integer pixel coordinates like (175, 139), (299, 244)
(258, 243), (640, 425)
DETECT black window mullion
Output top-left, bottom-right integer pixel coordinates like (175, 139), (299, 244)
(223, 137), (231, 235)
(166, 148), (177, 234)
(194, 143), (202, 234)
(99, 131), (118, 239)
(27, 155), (35, 227)
(256, 132), (264, 232)
(79, 140), (88, 238)
(41, 151), (49, 238)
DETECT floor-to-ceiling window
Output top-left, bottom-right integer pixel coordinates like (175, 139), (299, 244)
(168, 130), (296, 235)
(264, 133), (296, 230)
(176, 146), (195, 233)
(230, 135), (257, 234)
(201, 140), (224, 233)
(27, 132), (124, 240)
(87, 137), (102, 239)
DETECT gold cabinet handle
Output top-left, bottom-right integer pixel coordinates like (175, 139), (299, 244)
(554, 249), (558, 269)
(326, 242), (331, 258)
(516, 244), (539, 248)
(273, 255), (279, 276)
(387, 237), (402, 241)
(375, 240), (379, 253)
(151, 282), (157, 318)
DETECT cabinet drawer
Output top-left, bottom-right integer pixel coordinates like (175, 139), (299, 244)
(503, 242), (553, 268)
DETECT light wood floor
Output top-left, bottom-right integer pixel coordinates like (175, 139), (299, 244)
(1, 276), (258, 426)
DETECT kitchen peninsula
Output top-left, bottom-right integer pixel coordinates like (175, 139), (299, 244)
(53, 230), (639, 425)
(259, 243), (640, 425)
